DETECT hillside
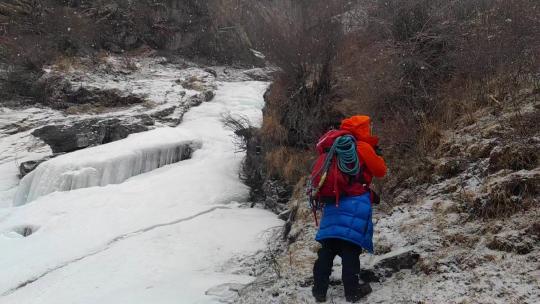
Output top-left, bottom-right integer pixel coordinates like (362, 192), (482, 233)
(234, 0), (539, 303)
(0, 0), (538, 303)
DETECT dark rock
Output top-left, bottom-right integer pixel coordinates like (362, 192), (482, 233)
(68, 87), (144, 107)
(203, 90), (215, 102)
(186, 91), (215, 107)
(32, 118), (149, 153)
(18, 155), (62, 177)
(139, 1), (263, 67)
(13, 225), (39, 237)
(282, 205), (299, 240)
(33, 73), (145, 109)
(189, 95), (205, 107)
(204, 68), (218, 77)
(361, 249), (420, 283)
(244, 68), (272, 81)
(375, 249), (420, 272)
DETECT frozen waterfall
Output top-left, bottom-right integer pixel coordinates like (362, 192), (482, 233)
(14, 128), (201, 206)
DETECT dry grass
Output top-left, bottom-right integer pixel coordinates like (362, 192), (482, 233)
(488, 145), (539, 172)
(326, 0), (540, 204)
(260, 111), (288, 145)
(53, 56), (87, 73)
(473, 170), (539, 218)
(265, 147), (314, 184)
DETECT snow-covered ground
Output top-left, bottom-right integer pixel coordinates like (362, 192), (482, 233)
(0, 80), (282, 303)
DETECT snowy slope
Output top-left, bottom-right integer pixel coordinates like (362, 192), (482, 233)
(0, 81), (282, 303)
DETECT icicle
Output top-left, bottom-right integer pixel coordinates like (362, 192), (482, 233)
(13, 128), (201, 206)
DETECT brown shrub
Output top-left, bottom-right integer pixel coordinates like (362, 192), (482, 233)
(473, 170), (539, 218)
(329, 0), (540, 203)
(263, 146), (316, 185)
(260, 111), (288, 145)
(488, 145), (539, 173)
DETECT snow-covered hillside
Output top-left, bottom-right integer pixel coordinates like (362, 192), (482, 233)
(0, 77), (282, 303)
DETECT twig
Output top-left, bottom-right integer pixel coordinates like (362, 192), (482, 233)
(488, 94), (501, 106)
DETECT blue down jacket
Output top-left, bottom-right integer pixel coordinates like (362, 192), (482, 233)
(315, 192), (374, 253)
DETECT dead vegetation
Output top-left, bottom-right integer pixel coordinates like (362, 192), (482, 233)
(241, 1), (351, 200)
(0, 0), (263, 104)
(472, 169), (539, 218)
(242, 0), (540, 218)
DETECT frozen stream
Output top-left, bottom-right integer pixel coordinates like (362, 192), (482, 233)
(0, 81), (282, 303)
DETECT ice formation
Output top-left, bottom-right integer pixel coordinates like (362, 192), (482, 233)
(1, 81), (280, 304)
(13, 128), (201, 206)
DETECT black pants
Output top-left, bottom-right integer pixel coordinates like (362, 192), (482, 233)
(313, 238), (362, 298)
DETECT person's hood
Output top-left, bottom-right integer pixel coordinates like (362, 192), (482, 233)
(340, 115), (379, 146)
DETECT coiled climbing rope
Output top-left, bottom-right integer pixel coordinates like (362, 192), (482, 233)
(332, 135), (360, 175)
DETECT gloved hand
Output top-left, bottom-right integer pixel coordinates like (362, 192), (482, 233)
(374, 145), (383, 156)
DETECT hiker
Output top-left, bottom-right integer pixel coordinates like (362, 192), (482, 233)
(309, 115), (387, 303)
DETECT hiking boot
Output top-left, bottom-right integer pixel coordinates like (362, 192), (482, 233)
(345, 283), (372, 303)
(312, 290), (327, 303)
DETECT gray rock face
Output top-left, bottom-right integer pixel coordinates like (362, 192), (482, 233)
(145, 1), (264, 66)
(32, 118), (149, 153)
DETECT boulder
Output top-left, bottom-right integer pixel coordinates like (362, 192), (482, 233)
(360, 248), (420, 283)
(19, 155), (57, 177)
(32, 118), (149, 153)
(33, 72), (145, 109)
(203, 90), (215, 102)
